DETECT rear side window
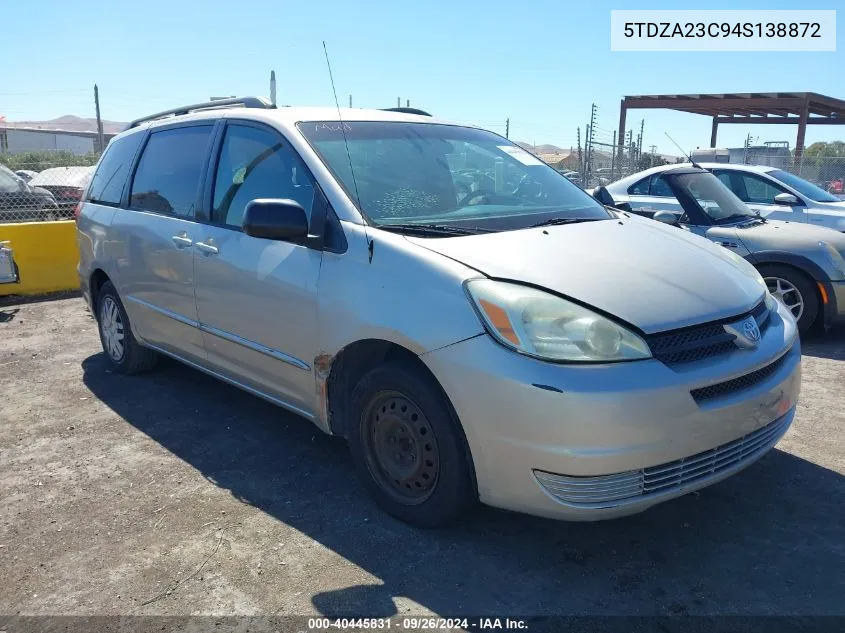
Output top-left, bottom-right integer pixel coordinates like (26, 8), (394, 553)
(129, 126), (213, 217)
(87, 132), (144, 205)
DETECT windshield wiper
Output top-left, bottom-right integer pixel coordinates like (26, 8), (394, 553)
(529, 217), (603, 228)
(719, 213), (761, 225)
(377, 223), (488, 237)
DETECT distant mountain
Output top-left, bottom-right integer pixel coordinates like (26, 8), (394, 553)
(5, 115), (126, 135)
(516, 141), (566, 154)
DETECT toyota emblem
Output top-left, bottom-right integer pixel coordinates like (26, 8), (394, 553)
(743, 317), (761, 343)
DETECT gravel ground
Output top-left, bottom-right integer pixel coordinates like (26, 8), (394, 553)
(1, 295), (844, 618)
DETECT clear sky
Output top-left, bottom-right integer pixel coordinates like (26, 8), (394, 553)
(2, 0), (842, 155)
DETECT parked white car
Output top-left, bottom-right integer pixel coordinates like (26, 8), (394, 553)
(607, 163), (845, 232)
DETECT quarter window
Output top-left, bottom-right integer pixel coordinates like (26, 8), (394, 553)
(129, 126), (213, 217)
(627, 174), (674, 197)
(87, 131), (144, 206)
(212, 124), (315, 228)
(649, 175), (674, 197)
(628, 177), (650, 195)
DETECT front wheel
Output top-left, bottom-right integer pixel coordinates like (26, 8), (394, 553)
(759, 265), (819, 334)
(348, 361), (475, 527)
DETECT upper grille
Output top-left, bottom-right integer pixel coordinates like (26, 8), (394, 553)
(690, 351), (789, 404)
(534, 411), (792, 508)
(646, 299), (771, 366)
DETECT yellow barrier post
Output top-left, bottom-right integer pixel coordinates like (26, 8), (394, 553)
(0, 221), (80, 296)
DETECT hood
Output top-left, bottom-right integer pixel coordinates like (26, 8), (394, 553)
(719, 218), (845, 252)
(815, 200), (845, 210)
(805, 202), (845, 231)
(407, 216), (765, 334)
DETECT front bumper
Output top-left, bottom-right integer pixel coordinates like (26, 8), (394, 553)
(422, 301), (801, 521)
(822, 279), (845, 327)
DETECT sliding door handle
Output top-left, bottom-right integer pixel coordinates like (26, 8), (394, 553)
(195, 241), (219, 256)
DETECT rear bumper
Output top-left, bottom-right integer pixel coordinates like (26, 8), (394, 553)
(77, 268), (93, 312)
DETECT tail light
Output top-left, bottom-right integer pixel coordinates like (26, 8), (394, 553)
(73, 202), (83, 220)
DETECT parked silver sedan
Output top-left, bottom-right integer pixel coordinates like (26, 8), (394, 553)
(600, 165), (845, 333)
(77, 100), (800, 526)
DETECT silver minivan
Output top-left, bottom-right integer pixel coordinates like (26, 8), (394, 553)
(77, 98), (801, 527)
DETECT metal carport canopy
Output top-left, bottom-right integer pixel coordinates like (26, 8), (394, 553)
(617, 92), (845, 166)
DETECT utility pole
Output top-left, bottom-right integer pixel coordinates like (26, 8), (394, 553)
(637, 119), (644, 163)
(94, 84), (104, 154)
(505, 118), (509, 139)
(610, 130), (617, 179)
(270, 70), (277, 106)
(576, 126), (582, 174)
(585, 103), (597, 183)
(584, 125), (590, 182)
(626, 130), (633, 171)
(649, 144), (657, 168)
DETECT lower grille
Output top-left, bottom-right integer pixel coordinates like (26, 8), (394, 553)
(534, 412), (792, 508)
(690, 352), (789, 404)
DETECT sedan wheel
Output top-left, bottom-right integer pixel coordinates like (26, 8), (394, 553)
(765, 276), (804, 323)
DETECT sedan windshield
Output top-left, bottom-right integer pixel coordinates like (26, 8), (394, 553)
(672, 172), (758, 224)
(768, 169), (840, 203)
(298, 121), (610, 232)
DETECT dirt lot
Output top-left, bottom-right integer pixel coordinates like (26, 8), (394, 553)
(1, 295), (844, 618)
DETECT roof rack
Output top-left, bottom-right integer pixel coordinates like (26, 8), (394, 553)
(127, 96), (275, 129)
(381, 107), (432, 117)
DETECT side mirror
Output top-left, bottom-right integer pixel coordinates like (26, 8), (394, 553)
(774, 192), (800, 206)
(592, 185), (615, 206)
(242, 199), (309, 241)
(653, 211), (680, 226)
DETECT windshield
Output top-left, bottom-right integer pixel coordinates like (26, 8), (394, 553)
(0, 165), (24, 193)
(672, 172), (757, 224)
(768, 169), (840, 203)
(297, 121), (610, 232)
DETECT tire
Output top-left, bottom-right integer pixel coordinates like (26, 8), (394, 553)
(96, 281), (159, 374)
(758, 264), (819, 334)
(348, 360), (475, 528)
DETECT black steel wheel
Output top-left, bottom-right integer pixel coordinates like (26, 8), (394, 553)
(361, 390), (440, 505)
(348, 360), (475, 527)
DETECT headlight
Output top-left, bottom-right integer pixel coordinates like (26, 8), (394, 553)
(465, 279), (652, 362)
(820, 241), (845, 275)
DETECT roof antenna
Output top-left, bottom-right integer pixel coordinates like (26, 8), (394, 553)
(322, 41), (372, 262)
(665, 132), (701, 169)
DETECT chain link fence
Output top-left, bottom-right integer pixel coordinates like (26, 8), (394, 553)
(0, 151), (99, 223)
(792, 155), (845, 198)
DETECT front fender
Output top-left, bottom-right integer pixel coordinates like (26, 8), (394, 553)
(744, 250), (833, 283)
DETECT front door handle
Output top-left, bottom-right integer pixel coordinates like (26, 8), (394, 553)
(171, 234), (193, 248)
(195, 241), (219, 256)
